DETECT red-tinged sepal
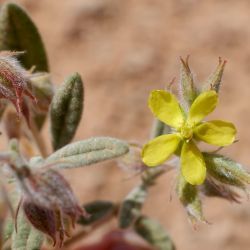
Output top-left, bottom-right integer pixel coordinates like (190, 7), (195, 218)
(0, 51), (37, 118)
(22, 199), (57, 245)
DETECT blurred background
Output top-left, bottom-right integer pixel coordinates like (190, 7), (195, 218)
(1, 0), (250, 249)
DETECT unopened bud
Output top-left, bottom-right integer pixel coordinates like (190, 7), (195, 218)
(176, 174), (207, 225)
(202, 57), (226, 93)
(204, 153), (250, 189)
(22, 200), (57, 245)
(0, 51), (37, 118)
(13, 166), (88, 247)
(179, 56), (198, 108)
(200, 179), (241, 203)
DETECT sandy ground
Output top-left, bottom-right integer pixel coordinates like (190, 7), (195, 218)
(1, 0), (250, 249)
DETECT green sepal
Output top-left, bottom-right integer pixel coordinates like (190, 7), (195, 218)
(203, 152), (250, 188)
(176, 174), (206, 225)
(179, 56), (198, 108)
(200, 179), (241, 203)
(202, 58), (226, 93)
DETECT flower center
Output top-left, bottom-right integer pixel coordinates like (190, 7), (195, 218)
(180, 125), (193, 141)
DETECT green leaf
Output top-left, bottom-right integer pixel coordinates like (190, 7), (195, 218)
(179, 56), (198, 108)
(78, 200), (116, 226)
(134, 216), (175, 250)
(12, 211), (44, 250)
(118, 185), (147, 229)
(46, 137), (129, 168)
(29, 156), (44, 168)
(50, 73), (83, 151)
(176, 174), (206, 224)
(203, 152), (250, 188)
(26, 229), (44, 250)
(3, 217), (13, 243)
(0, 2), (49, 71)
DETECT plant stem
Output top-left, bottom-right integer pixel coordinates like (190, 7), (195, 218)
(150, 119), (171, 138)
(150, 119), (165, 138)
(29, 119), (48, 157)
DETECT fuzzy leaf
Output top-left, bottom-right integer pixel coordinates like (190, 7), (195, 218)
(202, 58), (226, 93)
(203, 153), (250, 188)
(119, 185), (147, 229)
(46, 137), (129, 168)
(12, 211), (43, 250)
(78, 200), (116, 226)
(179, 56), (198, 108)
(0, 2), (49, 71)
(26, 229), (44, 250)
(29, 156), (44, 168)
(176, 174), (206, 224)
(134, 216), (175, 250)
(50, 73), (83, 150)
(3, 217), (13, 243)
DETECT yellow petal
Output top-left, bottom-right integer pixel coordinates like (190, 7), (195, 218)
(148, 90), (184, 129)
(142, 134), (181, 166)
(194, 120), (236, 146)
(187, 90), (218, 126)
(181, 141), (206, 185)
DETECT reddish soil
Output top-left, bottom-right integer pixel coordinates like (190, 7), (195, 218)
(1, 0), (250, 249)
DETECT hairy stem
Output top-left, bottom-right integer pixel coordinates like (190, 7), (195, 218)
(29, 119), (48, 157)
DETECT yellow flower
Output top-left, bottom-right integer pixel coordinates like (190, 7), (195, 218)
(142, 90), (236, 185)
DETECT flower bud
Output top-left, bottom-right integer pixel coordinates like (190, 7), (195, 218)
(0, 51), (37, 117)
(22, 200), (57, 245)
(179, 56), (198, 108)
(202, 57), (226, 93)
(200, 179), (241, 203)
(203, 153), (250, 189)
(13, 166), (88, 247)
(176, 174), (207, 225)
